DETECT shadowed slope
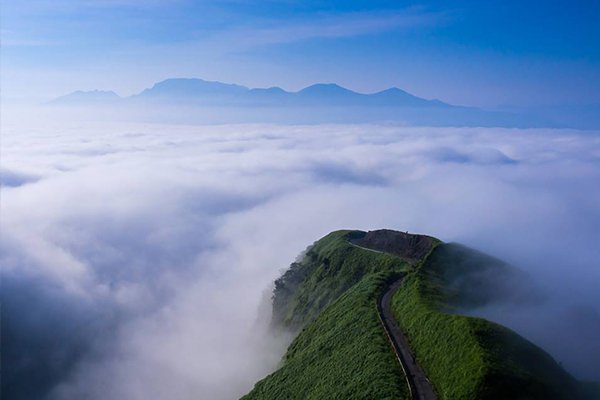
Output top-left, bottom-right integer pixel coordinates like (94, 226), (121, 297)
(391, 243), (588, 399)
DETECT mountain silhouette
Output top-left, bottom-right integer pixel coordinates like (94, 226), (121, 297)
(51, 78), (576, 128)
(55, 78), (452, 108)
(50, 90), (122, 105)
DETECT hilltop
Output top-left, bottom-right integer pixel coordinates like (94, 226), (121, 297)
(242, 229), (599, 400)
(50, 90), (121, 105)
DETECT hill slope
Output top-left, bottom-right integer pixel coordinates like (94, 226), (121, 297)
(391, 243), (585, 399)
(242, 229), (597, 400)
(242, 230), (417, 400)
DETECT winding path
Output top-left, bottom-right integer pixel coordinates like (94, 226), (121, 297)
(377, 277), (437, 400)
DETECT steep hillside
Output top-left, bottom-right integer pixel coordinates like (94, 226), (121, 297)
(242, 230), (417, 399)
(391, 243), (583, 399)
(271, 230), (436, 331)
(242, 230), (596, 400)
(242, 273), (409, 400)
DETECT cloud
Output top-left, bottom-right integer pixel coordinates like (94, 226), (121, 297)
(223, 8), (443, 46)
(2, 116), (600, 399)
(427, 146), (518, 165)
(191, 8), (445, 53)
(0, 168), (40, 187)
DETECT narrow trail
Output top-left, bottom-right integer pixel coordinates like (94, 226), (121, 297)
(349, 243), (386, 254)
(351, 233), (437, 398)
(377, 277), (438, 400)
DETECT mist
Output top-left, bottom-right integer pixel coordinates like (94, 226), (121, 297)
(2, 107), (600, 399)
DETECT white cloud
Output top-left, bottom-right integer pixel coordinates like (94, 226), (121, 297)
(205, 8), (444, 49)
(2, 115), (600, 399)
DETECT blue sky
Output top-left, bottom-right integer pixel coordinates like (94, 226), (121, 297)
(2, 0), (599, 106)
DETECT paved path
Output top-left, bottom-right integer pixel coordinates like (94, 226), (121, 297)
(377, 277), (438, 400)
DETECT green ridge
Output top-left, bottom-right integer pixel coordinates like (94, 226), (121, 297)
(242, 273), (409, 400)
(243, 230), (411, 400)
(242, 230), (597, 400)
(393, 243), (590, 399)
(271, 230), (412, 330)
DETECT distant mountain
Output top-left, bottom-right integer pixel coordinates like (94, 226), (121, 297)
(244, 87), (290, 105)
(50, 90), (122, 105)
(295, 83), (364, 104)
(370, 87), (447, 107)
(135, 79), (452, 108)
(53, 78), (452, 108)
(52, 78), (586, 128)
(133, 78), (248, 103)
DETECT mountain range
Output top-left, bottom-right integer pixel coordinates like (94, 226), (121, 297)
(50, 78), (600, 129)
(52, 78), (452, 108)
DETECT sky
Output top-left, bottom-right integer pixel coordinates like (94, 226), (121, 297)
(2, 0), (600, 106)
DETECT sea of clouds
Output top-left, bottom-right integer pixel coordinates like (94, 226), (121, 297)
(2, 113), (600, 399)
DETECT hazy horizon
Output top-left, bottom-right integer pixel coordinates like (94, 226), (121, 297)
(3, 1), (600, 107)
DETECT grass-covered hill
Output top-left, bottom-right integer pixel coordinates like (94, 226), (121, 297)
(242, 229), (598, 400)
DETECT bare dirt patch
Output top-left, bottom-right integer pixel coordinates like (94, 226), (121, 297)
(350, 229), (434, 263)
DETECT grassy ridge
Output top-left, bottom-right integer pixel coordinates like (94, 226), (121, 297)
(272, 230), (410, 331)
(242, 230), (596, 400)
(391, 243), (583, 399)
(242, 273), (409, 400)
(244, 230), (411, 399)
(392, 275), (484, 398)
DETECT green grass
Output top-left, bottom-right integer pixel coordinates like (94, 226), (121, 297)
(242, 230), (596, 400)
(242, 273), (409, 400)
(391, 243), (585, 400)
(243, 230), (412, 399)
(272, 230), (411, 331)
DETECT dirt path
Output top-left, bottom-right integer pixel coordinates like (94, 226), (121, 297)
(377, 277), (438, 400)
(349, 243), (386, 254)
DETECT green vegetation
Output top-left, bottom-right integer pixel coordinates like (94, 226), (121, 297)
(242, 273), (409, 400)
(391, 243), (585, 399)
(272, 230), (410, 331)
(243, 230), (411, 399)
(242, 230), (597, 400)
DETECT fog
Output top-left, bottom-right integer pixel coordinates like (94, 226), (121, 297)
(2, 109), (600, 399)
